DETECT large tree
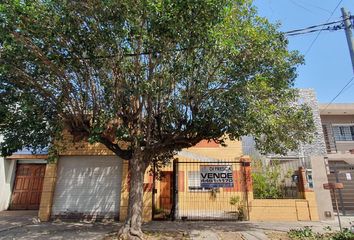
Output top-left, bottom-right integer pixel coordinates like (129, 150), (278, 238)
(0, 0), (314, 239)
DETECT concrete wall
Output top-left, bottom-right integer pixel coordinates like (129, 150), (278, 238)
(0, 157), (16, 211)
(310, 156), (334, 220)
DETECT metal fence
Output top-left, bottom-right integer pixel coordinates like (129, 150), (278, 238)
(328, 161), (354, 215)
(171, 161), (248, 220)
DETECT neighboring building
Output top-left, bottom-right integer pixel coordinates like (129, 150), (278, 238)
(0, 156), (16, 211)
(0, 146), (47, 211)
(242, 89), (334, 220)
(320, 103), (354, 214)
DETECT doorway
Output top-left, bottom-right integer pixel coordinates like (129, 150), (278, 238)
(160, 171), (173, 212)
(9, 164), (46, 210)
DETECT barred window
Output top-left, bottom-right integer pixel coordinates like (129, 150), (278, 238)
(332, 125), (354, 141)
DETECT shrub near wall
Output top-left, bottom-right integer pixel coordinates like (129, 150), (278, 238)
(252, 159), (292, 199)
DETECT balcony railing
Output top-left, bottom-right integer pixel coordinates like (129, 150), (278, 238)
(322, 124), (354, 154)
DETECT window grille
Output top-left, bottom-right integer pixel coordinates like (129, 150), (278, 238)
(332, 125), (354, 141)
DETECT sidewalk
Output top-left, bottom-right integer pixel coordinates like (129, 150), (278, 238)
(0, 211), (39, 232)
(0, 210), (353, 240)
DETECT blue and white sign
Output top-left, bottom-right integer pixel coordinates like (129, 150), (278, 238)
(200, 165), (234, 188)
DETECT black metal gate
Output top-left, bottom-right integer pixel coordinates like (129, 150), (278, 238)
(171, 160), (249, 220)
(328, 161), (354, 215)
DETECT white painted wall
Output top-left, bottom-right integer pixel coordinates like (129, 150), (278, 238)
(0, 157), (16, 211)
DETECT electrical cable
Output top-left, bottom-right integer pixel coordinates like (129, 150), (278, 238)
(304, 0), (344, 56)
(296, 1), (332, 14)
(321, 76), (354, 113)
(289, 0), (314, 14)
(284, 18), (345, 34)
(286, 25), (344, 37)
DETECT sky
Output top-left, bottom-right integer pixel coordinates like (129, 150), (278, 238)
(253, 0), (354, 103)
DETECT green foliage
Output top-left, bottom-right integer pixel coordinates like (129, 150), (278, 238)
(252, 159), (289, 199)
(330, 228), (354, 240)
(230, 196), (241, 206)
(0, 0), (314, 161)
(288, 227), (318, 239)
(288, 226), (354, 240)
(229, 196), (245, 220)
(210, 188), (219, 199)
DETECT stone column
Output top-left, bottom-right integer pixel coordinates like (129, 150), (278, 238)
(38, 163), (57, 221)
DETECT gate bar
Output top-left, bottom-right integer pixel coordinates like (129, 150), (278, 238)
(171, 159), (178, 221)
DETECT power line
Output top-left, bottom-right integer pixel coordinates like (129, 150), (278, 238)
(289, 0), (315, 14)
(321, 76), (354, 113)
(284, 18), (345, 35)
(341, 81), (354, 95)
(285, 24), (344, 37)
(296, 1), (332, 14)
(304, 0), (344, 56)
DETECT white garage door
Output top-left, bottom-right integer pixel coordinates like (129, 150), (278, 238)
(52, 156), (123, 219)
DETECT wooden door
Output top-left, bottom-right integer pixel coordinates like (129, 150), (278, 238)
(10, 164), (46, 210)
(160, 171), (173, 211)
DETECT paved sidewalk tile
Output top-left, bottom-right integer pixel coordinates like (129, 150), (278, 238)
(0, 211), (38, 232)
(190, 230), (219, 240)
(242, 231), (269, 240)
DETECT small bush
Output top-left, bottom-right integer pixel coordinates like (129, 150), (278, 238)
(288, 226), (319, 239)
(287, 226), (354, 240)
(330, 228), (354, 240)
(252, 159), (289, 199)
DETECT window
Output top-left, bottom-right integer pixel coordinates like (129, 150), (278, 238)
(187, 171), (212, 191)
(332, 125), (354, 141)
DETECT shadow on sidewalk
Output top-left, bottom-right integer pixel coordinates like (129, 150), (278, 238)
(0, 210), (39, 232)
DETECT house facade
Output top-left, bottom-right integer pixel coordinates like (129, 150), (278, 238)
(320, 103), (354, 214)
(1, 134), (319, 222)
(0, 89), (331, 222)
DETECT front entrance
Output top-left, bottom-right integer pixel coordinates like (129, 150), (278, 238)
(153, 160), (248, 220)
(175, 161), (245, 220)
(10, 164), (46, 210)
(328, 161), (354, 215)
(160, 171), (173, 212)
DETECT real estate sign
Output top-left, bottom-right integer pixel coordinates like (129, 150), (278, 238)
(200, 165), (234, 188)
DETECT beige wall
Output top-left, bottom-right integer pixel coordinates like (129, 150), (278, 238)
(249, 195), (319, 221)
(39, 163), (57, 221)
(321, 115), (354, 124)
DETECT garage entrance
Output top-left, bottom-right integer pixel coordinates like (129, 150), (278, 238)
(328, 161), (354, 215)
(51, 156), (123, 220)
(10, 164), (46, 210)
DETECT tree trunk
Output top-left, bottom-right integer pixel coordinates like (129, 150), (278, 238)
(118, 152), (148, 240)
